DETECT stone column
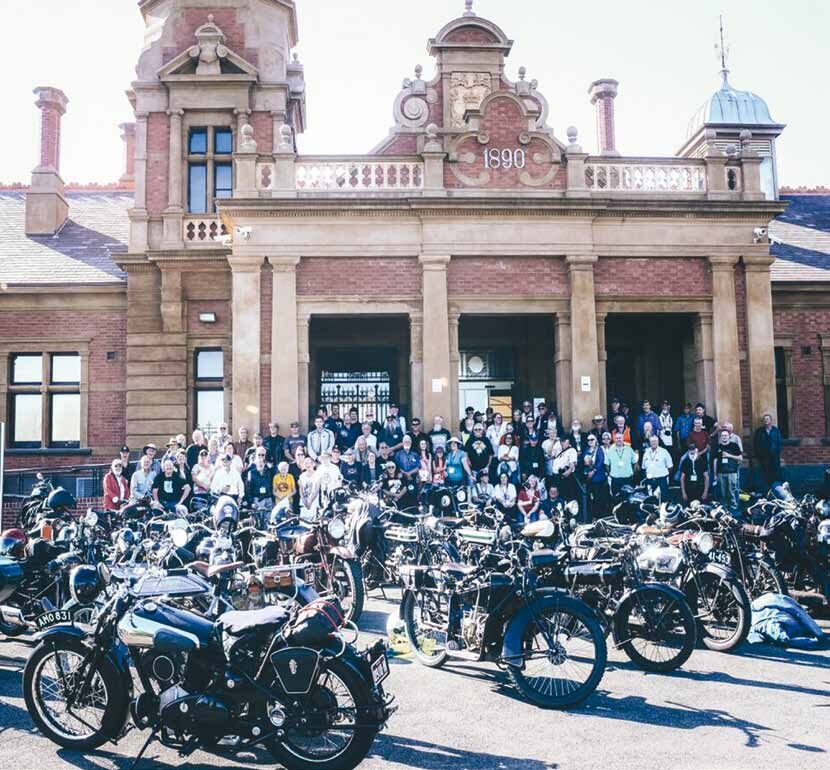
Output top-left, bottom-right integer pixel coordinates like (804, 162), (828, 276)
(596, 312), (608, 418)
(420, 255), (452, 423)
(229, 256), (264, 434)
(162, 109), (184, 248)
(119, 122), (136, 186)
(234, 109), (250, 147)
(297, 312), (311, 431)
(130, 112), (149, 252)
(449, 311), (461, 424)
(160, 268), (184, 333)
(567, 255), (601, 423)
(744, 255), (778, 427)
(409, 312), (424, 421)
(694, 312), (716, 410)
(271, 257), (301, 431)
(709, 255), (743, 433)
(554, 312), (573, 421)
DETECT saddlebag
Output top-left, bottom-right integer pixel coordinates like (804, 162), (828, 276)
(282, 598), (345, 647)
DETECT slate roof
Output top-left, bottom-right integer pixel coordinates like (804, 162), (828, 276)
(0, 191), (130, 287)
(769, 194), (830, 283)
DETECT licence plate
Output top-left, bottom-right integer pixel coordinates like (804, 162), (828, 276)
(304, 566), (316, 585)
(370, 653), (390, 685)
(34, 609), (72, 630)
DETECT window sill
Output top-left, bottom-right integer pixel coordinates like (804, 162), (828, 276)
(5, 448), (92, 457)
(783, 438), (802, 447)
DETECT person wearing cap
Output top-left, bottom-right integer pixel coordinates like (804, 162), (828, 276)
(458, 406), (475, 433)
(142, 443), (161, 476)
(245, 447), (275, 525)
(154, 458), (192, 512)
(218, 441), (244, 474)
(380, 460), (409, 507)
(519, 431), (545, 481)
(162, 437), (180, 464)
(216, 422), (229, 448)
(376, 441), (395, 470)
(210, 453), (244, 501)
(589, 415), (606, 442)
(389, 402), (406, 434)
(119, 445), (135, 485)
(471, 469), (494, 506)
(552, 436), (578, 501)
(607, 396), (624, 430)
(464, 423), (493, 481)
(445, 435), (471, 488)
(263, 421), (285, 466)
(407, 417), (430, 451)
(379, 411), (405, 451)
(340, 448), (362, 486)
(284, 421), (307, 462)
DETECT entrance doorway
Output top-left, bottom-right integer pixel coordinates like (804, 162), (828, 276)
(309, 315), (410, 423)
(604, 314), (697, 412)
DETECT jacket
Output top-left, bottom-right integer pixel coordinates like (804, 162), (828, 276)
(753, 426), (783, 461)
(103, 471), (129, 510)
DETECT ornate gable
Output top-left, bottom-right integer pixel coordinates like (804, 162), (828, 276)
(158, 15), (258, 82)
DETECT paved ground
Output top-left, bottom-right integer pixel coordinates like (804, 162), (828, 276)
(1, 590), (828, 770)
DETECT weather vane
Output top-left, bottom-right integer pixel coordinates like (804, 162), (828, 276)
(714, 14), (731, 88)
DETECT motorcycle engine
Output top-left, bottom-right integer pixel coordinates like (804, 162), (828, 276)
(460, 610), (486, 652)
(159, 684), (232, 740)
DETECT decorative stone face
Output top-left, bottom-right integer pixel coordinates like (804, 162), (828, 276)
(449, 72), (491, 128)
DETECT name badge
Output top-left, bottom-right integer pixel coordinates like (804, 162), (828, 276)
(260, 486), (266, 495)
(690, 473), (698, 483)
(721, 458), (728, 468)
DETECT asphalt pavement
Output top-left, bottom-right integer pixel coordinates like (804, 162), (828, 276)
(0, 590), (828, 770)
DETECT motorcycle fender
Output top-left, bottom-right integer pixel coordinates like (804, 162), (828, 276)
(501, 591), (588, 669)
(699, 561), (738, 582)
(36, 625), (133, 697)
(611, 582), (688, 647)
(329, 546), (355, 560)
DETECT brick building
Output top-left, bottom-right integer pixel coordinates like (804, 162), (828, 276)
(2, 0), (830, 478)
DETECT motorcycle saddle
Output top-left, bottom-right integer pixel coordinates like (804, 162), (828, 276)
(190, 560), (245, 578)
(219, 605), (289, 637)
(440, 562), (478, 579)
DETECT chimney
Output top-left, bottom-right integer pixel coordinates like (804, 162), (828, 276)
(588, 78), (619, 156)
(25, 86), (69, 235)
(119, 122), (136, 188)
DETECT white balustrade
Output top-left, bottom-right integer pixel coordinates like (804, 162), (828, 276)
(183, 216), (227, 243)
(294, 159), (424, 191)
(584, 161), (707, 193)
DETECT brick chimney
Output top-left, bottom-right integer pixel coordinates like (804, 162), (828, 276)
(119, 122), (136, 188)
(25, 86), (69, 235)
(588, 78), (619, 156)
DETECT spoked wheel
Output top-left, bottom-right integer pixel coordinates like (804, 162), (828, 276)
(267, 658), (378, 770)
(745, 557), (788, 601)
(320, 557), (364, 623)
(686, 572), (751, 652)
(402, 590), (449, 667)
(23, 638), (127, 749)
(613, 586), (697, 672)
(508, 598), (607, 709)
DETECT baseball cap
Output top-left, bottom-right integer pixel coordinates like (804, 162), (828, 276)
(120, 445), (130, 454)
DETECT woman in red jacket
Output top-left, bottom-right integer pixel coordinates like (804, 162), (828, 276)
(103, 458), (130, 511)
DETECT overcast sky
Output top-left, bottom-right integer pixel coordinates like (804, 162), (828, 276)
(2, 0), (827, 187)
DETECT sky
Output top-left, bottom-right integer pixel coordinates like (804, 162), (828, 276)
(1, 0), (828, 187)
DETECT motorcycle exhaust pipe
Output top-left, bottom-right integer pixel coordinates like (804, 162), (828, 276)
(0, 606), (27, 628)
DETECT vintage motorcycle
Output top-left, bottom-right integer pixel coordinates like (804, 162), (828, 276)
(23, 564), (393, 770)
(399, 552), (607, 709)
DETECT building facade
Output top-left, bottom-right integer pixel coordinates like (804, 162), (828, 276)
(2, 0), (830, 474)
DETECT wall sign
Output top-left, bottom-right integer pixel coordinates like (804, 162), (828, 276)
(483, 147), (526, 170)
(581, 376), (591, 392)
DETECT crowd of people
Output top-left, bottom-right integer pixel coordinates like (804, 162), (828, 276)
(101, 397), (785, 525)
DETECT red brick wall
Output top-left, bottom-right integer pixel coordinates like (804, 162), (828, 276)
(734, 264), (751, 431)
(594, 257), (711, 295)
(444, 95), (565, 189)
(379, 134), (418, 155)
(2, 497), (103, 529)
(251, 111), (273, 154)
(260, 264), (273, 430)
(0, 309), (127, 469)
(443, 26), (499, 44)
(164, 8), (258, 67)
(296, 258), (420, 296)
(146, 112), (170, 215)
(448, 256), (568, 295)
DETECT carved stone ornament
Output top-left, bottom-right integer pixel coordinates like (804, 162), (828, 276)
(188, 15), (230, 75)
(449, 72), (491, 128)
(393, 65), (438, 129)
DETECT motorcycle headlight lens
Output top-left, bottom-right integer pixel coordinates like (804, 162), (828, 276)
(223, 504), (234, 516)
(440, 495), (451, 508)
(818, 519), (830, 543)
(328, 517), (346, 540)
(456, 489), (466, 502)
(694, 532), (715, 555)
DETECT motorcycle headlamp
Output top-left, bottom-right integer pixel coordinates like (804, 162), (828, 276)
(818, 519), (830, 544)
(637, 545), (683, 574)
(84, 509), (98, 528)
(327, 517), (346, 541)
(455, 488), (467, 502)
(440, 495), (451, 508)
(566, 500), (579, 516)
(694, 532), (715, 555)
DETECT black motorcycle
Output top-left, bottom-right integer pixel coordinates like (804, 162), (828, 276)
(23, 565), (394, 770)
(399, 553), (607, 709)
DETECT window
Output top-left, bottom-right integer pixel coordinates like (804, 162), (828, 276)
(7, 352), (81, 448)
(195, 348), (224, 435)
(187, 127), (233, 214)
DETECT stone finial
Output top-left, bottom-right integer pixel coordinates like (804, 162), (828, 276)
(277, 123), (294, 153)
(424, 123), (442, 152)
(518, 66), (526, 81)
(293, 51), (300, 64)
(516, 66), (530, 95)
(415, 64), (423, 79)
(566, 126), (582, 153)
(464, 0), (475, 17)
(739, 128), (752, 150)
(239, 123), (257, 153)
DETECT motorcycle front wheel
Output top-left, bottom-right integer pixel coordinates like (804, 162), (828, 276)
(613, 586), (697, 672)
(320, 557), (365, 623)
(402, 590), (449, 667)
(685, 571), (751, 652)
(745, 556), (788, 601)
(23, 637), (128, 749)
(267, 657), (379, 770)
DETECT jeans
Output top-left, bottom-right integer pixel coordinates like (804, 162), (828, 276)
(646, 475), (669, 501)
(611, 476), (634, 498)
(718, 472), (740, 513)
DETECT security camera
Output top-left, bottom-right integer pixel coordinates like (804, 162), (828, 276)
(235, 226), (252, 240)
(753, 226), (768, 244)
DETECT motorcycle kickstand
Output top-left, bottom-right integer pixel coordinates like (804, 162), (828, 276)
(128, 728), (158, 770)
